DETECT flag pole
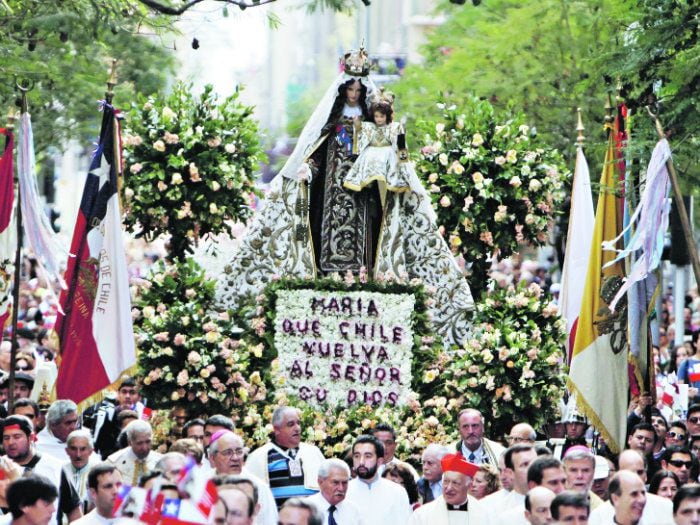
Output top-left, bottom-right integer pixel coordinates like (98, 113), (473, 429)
(576, 107), (585, 147)
(104, 60), (124, 211)
(645, 107), (700, 290)
(105, 59), (117, 105)
(8, 81), (31, 412)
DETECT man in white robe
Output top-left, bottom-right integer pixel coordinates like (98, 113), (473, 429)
(345, 435), (410, 525)
(409, 453), (486, 525)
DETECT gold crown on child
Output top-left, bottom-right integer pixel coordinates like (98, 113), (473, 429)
(343, 46), (371, 77)
(370, 87), (395, 107)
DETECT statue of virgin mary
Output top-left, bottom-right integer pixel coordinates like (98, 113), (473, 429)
(217, 48), (475, 345)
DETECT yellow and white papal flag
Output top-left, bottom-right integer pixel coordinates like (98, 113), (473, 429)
(567, 128), (628, 453)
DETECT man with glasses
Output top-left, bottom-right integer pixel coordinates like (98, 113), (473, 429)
(661, 446), (694, 486)
(209, 430), (278, 525)
(667, 422), (690, 448)
(686, 405), (700, 437)
(506, 423), (537, 446)
(417, 444), (450, 503)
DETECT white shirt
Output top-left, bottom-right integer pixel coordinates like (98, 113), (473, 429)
(481, 489), (525, 525)
(493, 506), (529, 525)
(71, 509), (115, 525)
(305, 492), (365, 525)
(430, 480), (444, 499)
(240, 468), (278, 525)
(345, 476), (411, 525)
(63, 455), (102, 511)
(106, 447), (162, 486)
(588, 493), (673, 525)
(36, 428), (70, 463)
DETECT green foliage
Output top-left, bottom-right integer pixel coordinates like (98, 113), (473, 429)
(415, 95), (568, 298)
(441, 281), (568, 439)
(596, 0), (700, 187)
(133, 258), (263, 415)
(394, 0), (700, 193)
(121, 83), (266, 259)
(0, 1), (175, 154)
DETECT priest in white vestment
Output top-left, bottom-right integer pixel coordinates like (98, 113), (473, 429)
(409, 453), (486, 525)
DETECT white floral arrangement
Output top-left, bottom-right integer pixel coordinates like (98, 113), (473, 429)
(272, 289), (416, 408)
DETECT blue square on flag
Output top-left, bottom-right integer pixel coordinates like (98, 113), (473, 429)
(162, 498), (182, 518)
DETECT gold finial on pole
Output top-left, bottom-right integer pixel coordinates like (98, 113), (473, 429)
(615, 76), (624, 104)
(576, 107), (585, 147)
(604, 92), (614, 124)
(105, 59), (118, 104)
(6, 107), (16, 130)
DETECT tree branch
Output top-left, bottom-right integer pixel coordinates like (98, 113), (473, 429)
(137, 0), (277, 16)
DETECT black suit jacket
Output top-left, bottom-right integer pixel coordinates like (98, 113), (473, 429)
(417, 477), (435, 504)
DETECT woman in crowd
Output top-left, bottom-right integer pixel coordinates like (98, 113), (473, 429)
(382, 463), (421, 509)
(468, 463), (501, 500)
(648, 470), (680, 500)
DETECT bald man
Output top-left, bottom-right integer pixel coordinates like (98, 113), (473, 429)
(609, 471), (646, 525)
(507, 424), (537, 447)
(588, 450), (672, 525)
(525, 487), (556, 525)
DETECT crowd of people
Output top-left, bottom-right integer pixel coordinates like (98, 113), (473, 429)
(1, 377), (700, 525)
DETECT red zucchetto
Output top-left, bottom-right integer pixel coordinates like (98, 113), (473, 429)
(441, 453), (479, 478)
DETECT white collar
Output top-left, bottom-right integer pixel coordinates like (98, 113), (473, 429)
(342, 104), (363, 118)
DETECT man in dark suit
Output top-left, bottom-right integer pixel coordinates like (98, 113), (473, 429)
(417, 444), (450, 503)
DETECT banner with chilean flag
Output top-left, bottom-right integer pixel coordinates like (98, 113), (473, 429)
(0, 128), (15, 332)
(55, 103), (135, 406)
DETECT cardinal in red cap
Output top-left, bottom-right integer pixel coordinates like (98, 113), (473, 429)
(408, 453), (486, 525)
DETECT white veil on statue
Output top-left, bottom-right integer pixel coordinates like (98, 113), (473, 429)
(217, 47), (475, 346)
(275, 70), (377, 185)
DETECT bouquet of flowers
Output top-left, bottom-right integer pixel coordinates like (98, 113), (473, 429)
(132, 258), (266, 415)
(122, 82), (265, 259)
(415, 96), (568, 298)
(442, 281), (567, 439)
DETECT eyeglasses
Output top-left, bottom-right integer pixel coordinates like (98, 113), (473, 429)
(506, 436), (535, 443)
(216, 448), (245, 458)
(689, 417), (700, 425)
(668, 459), (693, 469)
(668, 431), (687, 440)
(15, 366), (31, 371)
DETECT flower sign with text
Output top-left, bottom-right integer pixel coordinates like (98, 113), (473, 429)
(273, 289), (415, 408)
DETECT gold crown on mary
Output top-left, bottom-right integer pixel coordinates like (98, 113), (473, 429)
(343, 47), (371, 77)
